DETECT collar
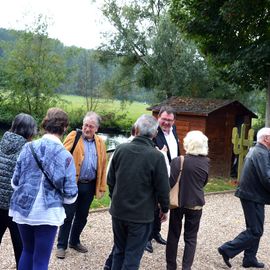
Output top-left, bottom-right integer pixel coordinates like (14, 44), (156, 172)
(132, 135), (155, 147)
(82, 133), (95, 142)
(161, 126), (173, 136)
(43, 134), (63, 145)
(257, 142), (270, 151)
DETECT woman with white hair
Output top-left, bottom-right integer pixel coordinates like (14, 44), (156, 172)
(166, 130), (209, 270)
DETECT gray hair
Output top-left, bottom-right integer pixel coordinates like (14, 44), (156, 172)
(183, 130), (208, 156)
(83, 111), (101, 127)
(257, 127), (270, 142)
(135, 114), (158, 138)
(10, 113), (37, 139)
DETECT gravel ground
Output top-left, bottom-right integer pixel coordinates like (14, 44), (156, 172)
(1, 192), (270, 270)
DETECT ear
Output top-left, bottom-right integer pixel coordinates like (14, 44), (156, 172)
(135, 127), (140, 136)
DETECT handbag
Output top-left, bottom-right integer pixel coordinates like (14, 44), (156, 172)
(169, 155), (184, 209)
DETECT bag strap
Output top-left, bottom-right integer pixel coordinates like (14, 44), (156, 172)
(70, 129), (82, 154)
(176, 155), (184, 183)
(29, 143), (56, 190)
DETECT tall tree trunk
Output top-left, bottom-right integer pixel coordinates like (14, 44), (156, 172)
(266, 73), (270, 127)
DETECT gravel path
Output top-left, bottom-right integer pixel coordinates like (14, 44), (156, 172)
(1, 192), (270, 270)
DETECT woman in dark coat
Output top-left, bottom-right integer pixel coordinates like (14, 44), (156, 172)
(166, 130), (209, 270)
(0, 113), (37, 269)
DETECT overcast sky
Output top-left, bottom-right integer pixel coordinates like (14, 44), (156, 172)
(0, 0), (113, 49)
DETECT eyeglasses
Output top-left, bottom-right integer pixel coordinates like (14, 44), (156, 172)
(160, 118), (174, 123)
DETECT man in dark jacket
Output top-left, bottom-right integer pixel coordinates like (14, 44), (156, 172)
(146, 106), (180, 253)
(107, 114), (170, 270)
(218, 127), (270, 269)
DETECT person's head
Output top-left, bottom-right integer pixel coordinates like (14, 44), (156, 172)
(82, 111), (101, 139)
(256, 127), (270, 149)
(41, 108), (69, 136)
(134, 114), (158, 139)
(183, 130), (208, 156)
(10, 113), (37, 140)
(158, 106), (175, 133)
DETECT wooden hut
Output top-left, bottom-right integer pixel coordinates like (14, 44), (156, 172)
(148, 96), (257, 177)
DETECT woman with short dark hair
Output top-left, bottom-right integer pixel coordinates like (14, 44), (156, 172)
(0, 113), (37, 269)
(9, 108), (78, 270)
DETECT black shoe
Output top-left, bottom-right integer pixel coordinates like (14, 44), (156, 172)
(153, 233), (167, 245)
(69, 243), (88, 253)
(218, 247), (231, 268)
(103, 266), (111, 270)
(145, 241), (153, 253)
(242, 260), (264, 268)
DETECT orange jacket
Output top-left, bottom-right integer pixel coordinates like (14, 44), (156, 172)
(64, 131), (107, 199)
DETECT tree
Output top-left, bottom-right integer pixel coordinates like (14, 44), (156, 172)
(76, 50), (104, 111)
(170, 0), (270, 125)
(3, 15), (66, 118)
(99, 0), (223, 101)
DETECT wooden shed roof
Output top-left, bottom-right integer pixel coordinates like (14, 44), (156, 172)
(148, 96), (257, 118)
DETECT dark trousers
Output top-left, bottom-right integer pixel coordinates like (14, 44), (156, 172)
(18, 224), (57, 270)
(0, 209), (22, 269)
(104, 245), (115, 268)
(219, 199), (264, 262)
(149, 207), (161, 240)
(111, 217), (152, 270)
(166, 207), (202, 270)
(57, 181), (96, 249)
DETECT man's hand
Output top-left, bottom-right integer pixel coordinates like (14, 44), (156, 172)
(159, 210), (168, 223)
(156, 145), (168, 153)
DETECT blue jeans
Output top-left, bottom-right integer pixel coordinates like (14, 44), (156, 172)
(57, 181), (96, 249)
(111, 217), (152, 270)
(219, 199), (264, 262)
(18, 224), (57, 270)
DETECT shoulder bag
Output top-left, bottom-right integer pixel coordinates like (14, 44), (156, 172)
(169, 155), (184, 209)
(29, 143), (57, 190)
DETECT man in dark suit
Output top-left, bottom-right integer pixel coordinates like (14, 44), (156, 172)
(145, 105), (180, 253)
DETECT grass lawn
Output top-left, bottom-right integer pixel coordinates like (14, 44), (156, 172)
(204, 177), (237, 193)
(91, 177), (237, 210)
(60, 95), (151, 124)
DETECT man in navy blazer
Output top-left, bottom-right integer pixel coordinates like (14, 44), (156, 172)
(145, 105), (180, 253)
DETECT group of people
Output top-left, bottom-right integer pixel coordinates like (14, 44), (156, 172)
(0, 108), (107, 270)
(0, 105), (269, 270)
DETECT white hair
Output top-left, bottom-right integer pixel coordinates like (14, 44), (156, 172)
(135, 114), (158, 138)
(83, 111), (101, 127)
(257, 127), (270, 142)
(183, 130), (208, 156)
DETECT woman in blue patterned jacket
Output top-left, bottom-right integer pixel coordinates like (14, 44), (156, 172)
(0, 113), (37, 269)
(9, 108), (78, 270)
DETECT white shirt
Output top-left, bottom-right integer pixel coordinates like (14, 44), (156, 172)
(163, 127), (178, 160)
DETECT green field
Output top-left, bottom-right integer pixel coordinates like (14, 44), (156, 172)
(59, 95), (151, 124)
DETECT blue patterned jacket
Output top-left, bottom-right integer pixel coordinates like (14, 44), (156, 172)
(9, 135), (78, 217)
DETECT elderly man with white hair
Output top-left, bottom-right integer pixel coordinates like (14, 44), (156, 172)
(218, 127), (270, 269)
(107, 114), (170, 270)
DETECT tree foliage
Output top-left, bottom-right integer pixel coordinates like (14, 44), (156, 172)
(170, 0), (270, 125)
(99, 0), (226, 101)
(2, 15), (66, 119)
